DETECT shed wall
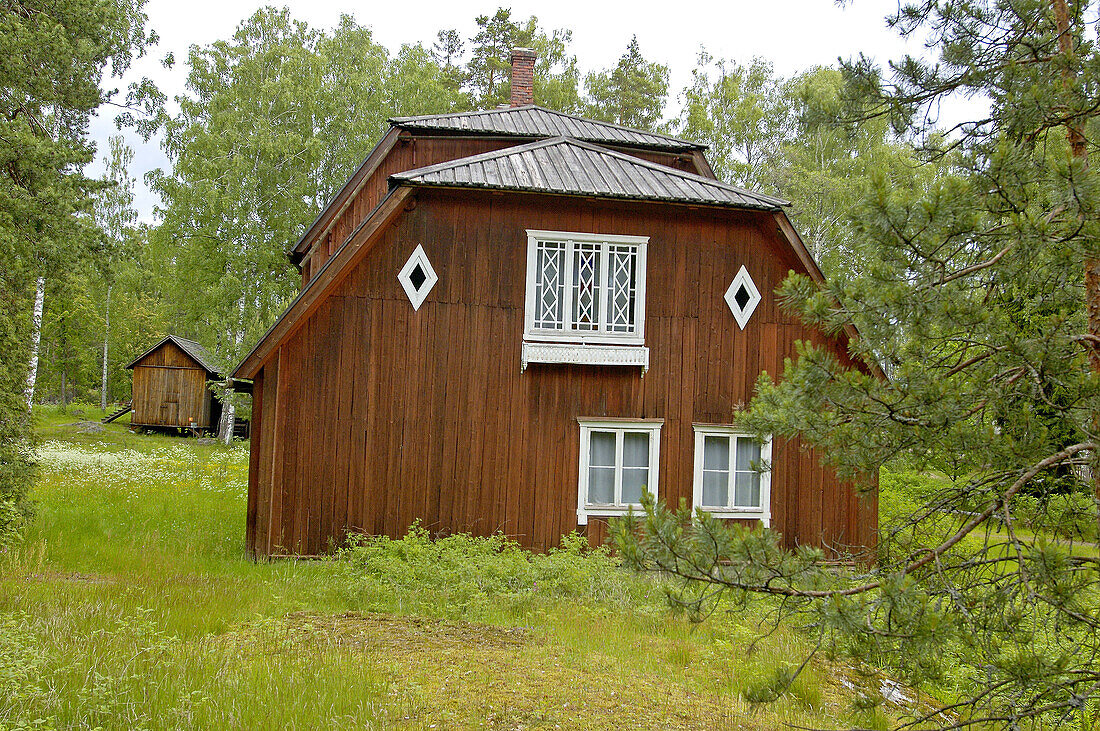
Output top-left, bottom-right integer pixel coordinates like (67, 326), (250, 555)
(130, 341), (214, 428)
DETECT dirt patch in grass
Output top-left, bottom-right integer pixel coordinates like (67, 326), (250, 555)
(226, 611), (801, 730)
(25, 571), (120, 585)
(284, 611), (532, 652)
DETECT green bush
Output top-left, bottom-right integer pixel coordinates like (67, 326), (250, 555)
(878, 470), (955, 529)
(882, 469), (1098, 542)
(337, 524), (657, 619)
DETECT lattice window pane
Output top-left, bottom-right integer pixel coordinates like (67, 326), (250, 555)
(535, 242), (566, 329)
(572, 242), (601, 331)
(606, 245), (637, 333)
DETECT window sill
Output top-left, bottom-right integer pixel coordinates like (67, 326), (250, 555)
(521, 341), (650, 372)
(695, 507), (770, 527)
(577, 505), (645, 525)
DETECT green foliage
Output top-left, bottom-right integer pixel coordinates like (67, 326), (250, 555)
(623, 3), (1100, 727)
(583, 36), (669, 132)
(338, 524), (654, 619)
(0, 287), (34, 549)
(465, 8), (580, 111)
(679, 54), (792, 191)
(0, 0), (153, 549)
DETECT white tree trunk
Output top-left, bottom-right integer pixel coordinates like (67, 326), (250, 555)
(218, 386), (236, 444)
(217, 295), (248, 444)
(24, 275), (45, 412)
(100, 284), (111, 412)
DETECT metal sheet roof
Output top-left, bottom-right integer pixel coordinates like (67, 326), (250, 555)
(390, 105), (707, 152)
(125, 335), (223, 377)
(391, 137), (787, 210)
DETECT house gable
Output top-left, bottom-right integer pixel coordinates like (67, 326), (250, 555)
(127, 335), (221, 378)
(289, 109), (716, 280)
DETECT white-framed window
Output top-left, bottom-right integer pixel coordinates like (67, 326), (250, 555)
(524, 230), (648, 345)
(692, 425), (772, 525)
(398, 244), (438, 311)
(724, 265), (761, 330)
(576, 419), (661, 524)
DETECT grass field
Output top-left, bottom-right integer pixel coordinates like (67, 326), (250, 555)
(0, 408), (911, 729)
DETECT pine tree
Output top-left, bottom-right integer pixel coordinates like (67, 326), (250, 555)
(617, 2), (1100, 727)
(583, 36), (669, 132)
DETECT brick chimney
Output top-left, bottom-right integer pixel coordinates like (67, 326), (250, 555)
(509, 48), (536, 107)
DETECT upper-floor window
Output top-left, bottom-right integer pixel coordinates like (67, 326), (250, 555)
(524, 230), (648, 345)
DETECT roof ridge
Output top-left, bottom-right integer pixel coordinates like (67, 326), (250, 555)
(391, 136), (786, 209)
(532, 106), (707, 150)
(388, 105), (538, 124)
(561, 138), (789, 207)
(389, 105), (707, 151)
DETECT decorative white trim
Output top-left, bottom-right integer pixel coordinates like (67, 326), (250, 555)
(521, 342), (649, 372)
(691, 425), (772, 527)
(398, 244), (438, 311)
(523, 229), (648, 346)
(577, 419), (662, 526)
(724, 265), (761, 330)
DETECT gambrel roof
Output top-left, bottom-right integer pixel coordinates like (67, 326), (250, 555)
(391, 137), (787, 210)
(390, 105), (706, 152)
(126, 335), (223, 377)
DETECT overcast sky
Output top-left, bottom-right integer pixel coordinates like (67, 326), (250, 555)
(90, 0), (922, 221)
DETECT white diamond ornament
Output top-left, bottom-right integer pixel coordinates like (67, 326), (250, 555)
(724, 265), (761, 330)
(398, 244), (438, 311)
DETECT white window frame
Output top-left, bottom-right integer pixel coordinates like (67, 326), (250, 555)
(524, 230), (648, 346)
(398, 244), (438, 311)
(576, 419), (662, 525)
(724, 265), (761, 330)
(691, 425), (772, 526)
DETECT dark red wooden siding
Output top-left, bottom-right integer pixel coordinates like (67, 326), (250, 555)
(250, 188), (877, 556)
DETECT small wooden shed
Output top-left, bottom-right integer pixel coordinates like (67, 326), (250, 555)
(125, 335), (223, 431)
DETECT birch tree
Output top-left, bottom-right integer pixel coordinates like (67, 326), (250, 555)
(93, 135), (137, 412)
(0, 0), (154, 539)
(678, 54), (793, 190)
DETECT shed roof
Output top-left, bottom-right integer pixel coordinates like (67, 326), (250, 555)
(125, 335), (223, 377)
(390, 137), (787, 210)
(390, 105), (707, 153)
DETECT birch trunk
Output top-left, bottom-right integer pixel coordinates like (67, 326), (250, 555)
(24, 275), (45, 412)
(217, 295), (248, 444)
(100, 284), (111, 412)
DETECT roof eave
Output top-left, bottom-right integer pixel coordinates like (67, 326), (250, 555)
(394, 179), (781, 212)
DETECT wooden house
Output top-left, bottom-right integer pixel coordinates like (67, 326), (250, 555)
(234, 49), (879, 557)
(126, 335), (224, 431)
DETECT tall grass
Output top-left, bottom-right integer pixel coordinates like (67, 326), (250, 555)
(0, 413), (900, 730)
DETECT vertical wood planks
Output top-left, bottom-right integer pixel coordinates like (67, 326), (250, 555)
(248, 187), (878, 556)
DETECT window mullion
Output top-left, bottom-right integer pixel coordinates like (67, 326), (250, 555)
(614, 430), (624, 505)
(561, 240), (575, 332)
(597, 242), (610, 334)
(734, 436), (742, 509)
